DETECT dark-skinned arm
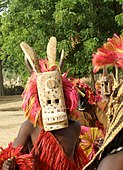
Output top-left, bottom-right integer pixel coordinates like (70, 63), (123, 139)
(2, 120), (34, 170)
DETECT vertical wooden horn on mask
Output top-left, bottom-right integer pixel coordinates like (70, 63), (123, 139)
(47, 36), (57, 68)
(20, 42), (41, 74)
(47, 36), (65, 69)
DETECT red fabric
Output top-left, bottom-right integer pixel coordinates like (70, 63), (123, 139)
(31, 129), (88, 170)
(0, 143), (34, 170)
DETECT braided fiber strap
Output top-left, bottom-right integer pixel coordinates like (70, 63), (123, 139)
(83, 81), (123, 170)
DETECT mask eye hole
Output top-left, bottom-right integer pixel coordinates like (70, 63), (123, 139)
(47, 100), (51, 104)
(105, 82), (108, 86)
(55, 99), (59, 104)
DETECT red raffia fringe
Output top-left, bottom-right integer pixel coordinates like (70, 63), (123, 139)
(0, 142), (34, 170)
(31, 129), (89, 170)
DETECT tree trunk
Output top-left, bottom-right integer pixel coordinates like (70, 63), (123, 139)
(0, 60), (5, 96)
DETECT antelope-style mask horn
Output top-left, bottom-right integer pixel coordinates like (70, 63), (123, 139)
(20, 42), (40, 74)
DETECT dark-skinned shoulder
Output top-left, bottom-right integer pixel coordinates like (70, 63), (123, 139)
(69, 119), (81, 135)
(12, 120), (35, 148)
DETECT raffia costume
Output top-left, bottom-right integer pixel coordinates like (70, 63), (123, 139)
(83, 33), (123, 170)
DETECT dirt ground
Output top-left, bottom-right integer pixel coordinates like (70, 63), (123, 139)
(0, 95), (25, 148)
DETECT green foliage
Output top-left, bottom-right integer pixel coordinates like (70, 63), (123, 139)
(0, 0), (122, 86)
(53, 0), (121, 77)
(104, 0), (123, 4)
(1, 0), (58, 83)
(115, 13), (123, 26)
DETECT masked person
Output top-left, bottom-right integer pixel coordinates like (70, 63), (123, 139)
(0, 37), (89, 170)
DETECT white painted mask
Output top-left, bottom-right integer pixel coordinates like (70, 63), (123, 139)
(37, 70), (68, 131)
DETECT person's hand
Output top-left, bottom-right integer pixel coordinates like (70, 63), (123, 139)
(2, 157), (16, 170)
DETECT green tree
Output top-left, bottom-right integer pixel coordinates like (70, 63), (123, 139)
(0, 0), (122, 94)
(54, 0), (121, 78)
(1, 0), (59, 86)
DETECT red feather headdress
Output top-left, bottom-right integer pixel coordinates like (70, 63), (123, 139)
(92, 33), (123, 73)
